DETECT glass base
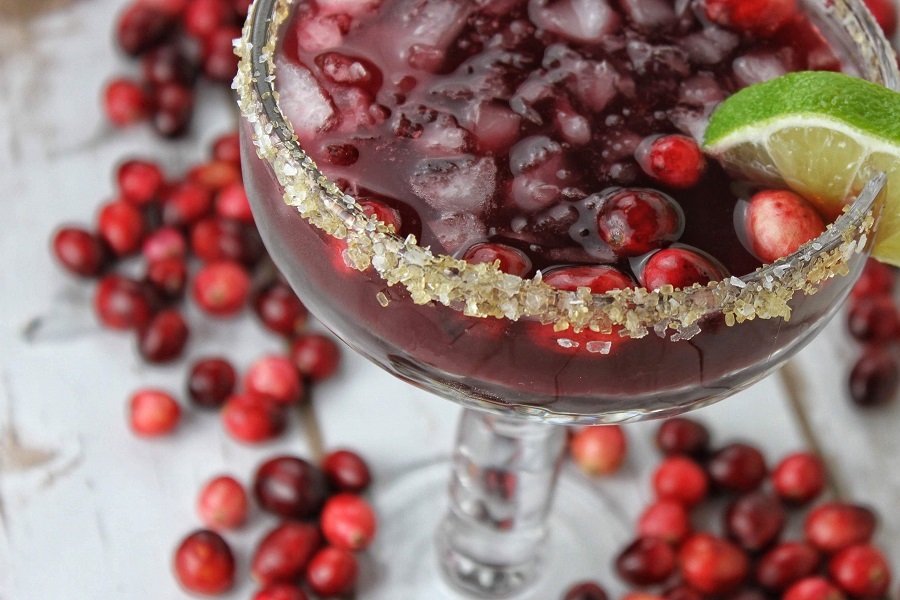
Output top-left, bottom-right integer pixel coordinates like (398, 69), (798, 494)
(361, 459), (622, 599)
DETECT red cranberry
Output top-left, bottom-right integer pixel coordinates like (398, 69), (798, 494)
(784, 577), (847, 600)
(772, 452), (826, 505)
(863, 0), (898, 37)
(216, 182), (254, 223)
(305, 546), (358, 598)
(253, 283), (309, 337)
(188, 358), (237, 408)
(290, 334), (342, 382)
(568, 425), (627, 476)
(253, 584), (309, 600)
(563, 582), (609, 600)
(141, 44), (198, 87)
(253, 456), (329, 519)
(663, 585), (703, 600)
(244, 355), (305, 406)
(321, 494), (377, 551)
(641, 247), (724, 291)
(232, 0), (252, 18)
(129, 389), (180, 436)
(704, 0), (797, 35)
(638, 500), (691, 546)
(655, 417), (710, 458)
(616, 536), (677, 586)
(98, 201), (144, 256)
(849, 346), (899, 407)
(202, 26), (241, 82)
(143, 227), (187, 263)
(322, 143), (361, 167)
(725, 493), (786, 552)
(192, 260), (251, 317)
(116, 3), (174, 56)
(94, 275), (156, 330)
(222, 394), (286, 444)
(190, 216), (265, 266)
(252, 522), (323, 586)
(183, 0), (235, 39)
(744, 190), (825, 264)
(828, 544), (891, 599)
(359, 199), (402, 232)
(141, 0), (189, 16)
(847, 295), (899, 342)
(212, 131), (241, 166)
(636, 135), (706, 189)
(152, 82), (194, 138)
(321, 449), (371, 494)
(189, 159), (242, 194)
(678, 533), (749, 595)
(173, 530), (235, 596)
(805, 503), (877, 554)
(197, 475), (248, 530)
(653, 456), (708, 507)
(461, 242), (532, 277)
(707, 443), (767, 494)
(542, 265), (635, 293)
(138, 309), (189, 363)
(146, 257), (188, 300)
(755, 542), (821, 592)
(621, 594), (665, 600)
(52, 227), (109, 277)
(596, 188), (684, 257)
(162, 181), (214, 227)
(117, 159), (165, 206)
(103, 78), (151, 127)
(315, 52), (383, 94)
(850, 259), (895, 300)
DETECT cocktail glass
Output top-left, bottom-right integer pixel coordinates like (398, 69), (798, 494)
(235, 0), (898, 597)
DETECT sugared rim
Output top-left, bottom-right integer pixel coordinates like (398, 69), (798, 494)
(234, 0), (898, 343)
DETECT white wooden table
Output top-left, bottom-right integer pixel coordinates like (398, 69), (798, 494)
(0, 1), (897, 598)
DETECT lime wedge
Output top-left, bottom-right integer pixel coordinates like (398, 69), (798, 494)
(703, 71), (900, 266)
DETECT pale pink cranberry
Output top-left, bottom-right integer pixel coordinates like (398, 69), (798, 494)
(771, 452), (826, 505)
(542, 265), (635, 293)
(244, 355), (305, 406)
(52, 227), (109, 277)
(253, 283), (309, 337)
(828, 544), (891, 599)
(152, 82), (194, 138)
(192, 260), (251, 317)
(162, 181), (214, 227)
(321, 449), (371, 494)
(704, 0), (797, 35)
(321, 493), (378, 551)
(197, 475), (248, 530)
(641, 247), (724, 291)
(94, 274), (156, 330)
(359, 199), (402, 232)
(708, 442), (767, 493)
(183, 0), (235, 39)
(98, 201), (145, 255)
(290, 334), (342, 382)
(616, 536), (677, 586)
(596, 188), (684, 257)
(138, 309), (189, 363)
(146, 256), (188, 300)
(188, 357), (237, 408)
(756, 542), (821, 592)
(745, 190), (825, 264)
(653, 456), (708, 507)
(636, 135), (706, 189)
(725, 492), (786, 551)
(221, 394), (286, 444)
(784, 577), (847, 600)
(189, 159), (242, 194)
(678, 533), (749, 595)
(202, 26), (241, 82)
(638, 500), (691, 545)
(211, 131), (241, 166)
(104, 78), (151, 127)
(116, 3), (175, 56)
(173, 530), (235, 596)
(253, 584), (309, 600)
(569, 425), (627, 476)
(216, 182), (254, 223)
(142, 227), (187, 263)
(129, 389), (180, 436)
(863, 0), (897, 37)
(117, 159), (165, 206)
(305, 546), (358, 598)
(461, 242), (532, 277)
(804, 503), (876, 554)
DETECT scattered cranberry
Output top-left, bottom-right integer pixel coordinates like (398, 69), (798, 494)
(321, 493), (378, 551)
(152, 82), (195, 138)
(636, 135), (706, 189)
(662, 585), (703, 600)
(244, 355), (305, 405)
(216, 182), (254, 223)
(163, 181), (214, 227)
(655, 417), (710, 458)
(142, 227), (187, 263)
(201, 26), (241, 82)
(252, 522), (323, 586)
(847, 295), (899, 342)
(615, 536), (677, 586)
(221, 394), (286, 444)
(117, 159), (165, 206)
(596, 188), (684, 257)
(864, 0), (898, 37)
(94, 274), (156, 330)
(116, 3), (175, 56)
(562, 582), (609, 600)
(704, 0), (797, 35)
(253, 283), (309, 337)
(141, 44), (199, 87)
(253, 584), (309, 600)
(253, 455), (329, 519)
(98, 201), (145, 256)
(290, 334), (342, 382)
(212, 131), (241, 166)
(772, 452), (826, 505)
(305, 546), (358, 598)
(653, 456), (708, 507)
(188, 357), (237, 408)
(638, 500), (691, 546)
(678, 533), (749, 595)
(828, 544), (891, 599)
(138, 308), (189, 363)
(173, 529), (235, 596)
(197, 475), (248, 530)
(569, 425), (627, 476)
(129, 389), (180, 436)
(725, 492), (786, 551)
(756, 542), (821, 592)
(104, 78), (151, 127)
(192, 260), (251, 317)
(744, 190), (825, 264)
(621, 593), (665, 600)
(189, 159), (242, 193)
(641, 247), (724, 291)
(804, 503), (877, 554)
(190, 216), (264, 265)
(707, 443), (767, 494)
(542, 265), (635, 293)
(52, 227), (109, 277)
(183, 0), (235, 39)
(321, 449), (371, 494)
(849, 346), (899, 407)
(146, 256), (188, 299)
(850, 259), (895, 300)
(784, 577), (847, 600)
(461, 242), (532, 277)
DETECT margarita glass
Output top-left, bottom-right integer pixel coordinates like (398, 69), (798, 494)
(236, 0), (897, 596)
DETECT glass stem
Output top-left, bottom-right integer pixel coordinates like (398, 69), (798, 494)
(436, 408), (567, 598)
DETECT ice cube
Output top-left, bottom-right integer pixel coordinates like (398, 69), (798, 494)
(426, 211), (488, 255)
(668, 107), (709, 143)
(510, 75), (554, 123)
(618, 0), (676, 29)
(512, 175), (563, 212)
(466, 102), (522, 153)
(678, 73), (725, 107)
(295, 12), (347, 53)
(410, 155), (498, 213)
(275, 56), (336, 142)
(317, 0), (382, 16)
(678, 27), (740, 66)
(417, 113), (472, 153)
(528, 0), (620, 44)
(732, 52), (788, 88)
(509, 135), (562, 175)
(383, 0), (474, 68)
(626, 41), (690, 77)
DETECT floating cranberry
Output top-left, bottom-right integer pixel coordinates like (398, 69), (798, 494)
(704, 0), (797, 35)
(141, 44), (198, 87)
(569, 425), (627, 476)
(636, 135), (706, 189)
(863, 0), (898, 37)
(655, 417), (710, 458)
(253, 456), (329, 519)
(707, 443), (767, 494)
(197, 475), (248, 530)
(252, 522), (323, 586)
(222, 394), (286, 444)
(212, 131), (241, 166)
(173, 530), (235, 596)
(744, 189), (825, 264)
(116, 3), (174, 56)
(643, 246), (726, 290)
(244, 355), (305, 406)
(253, 584), (309, 600)
(98, 201), (145, 256)
(756, 542), (821, 592)
(188, 357), (237, 408)
(216, 182), (254, 223)
(152, 82), (194, 138)
(321, 493), (378, 551)
(52, 227), (109, 277)
(117, 159), (165, 206)
(190, 216), (265, 266)
(253, 283), (309, 336)
(542, 265), (635, 293)
(192, 260), (251, 317)
(850, 259), (895, 300)
(104, 78), (152, 127)
(784, 577), (847, 600)
(94, 274), (156, 330)
(596, 188), (684, 257)
(163, 181), (214, 227)
(638, 500), (691, 546)
(653, 456), (708, 507)
(849, 346), (899, 407)
(305, 546), (358, 598)
(129, 389), (180, 436)
(138, 309), (189, 363)
(725, 492), (786, 551)
(202, 26), (241, 82)
(183, 0), (235, 39)
(772, 452), (826, 505)
(359, 199), (402, 232)
(828, 544), (891, 599)
(290, 334), (342, 382)
(322, 449), (371, 494)
(805, 503), (876, 554)
(678, 533), (749, 595)
(563, 582), (609, 600)
(616, 536), (677, 586)
(847, 295), (899, 342)
(315, 52), (382, 94)
(461, 242), (532, 277)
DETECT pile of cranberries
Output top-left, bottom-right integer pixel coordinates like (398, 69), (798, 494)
(175, 449), (376, 598)
(563, 417), (893, 600)
(104, 0), (247, 136)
